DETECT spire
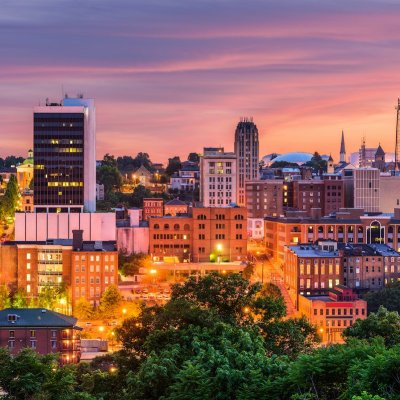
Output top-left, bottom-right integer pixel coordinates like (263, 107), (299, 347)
(340, 130), (346, 163)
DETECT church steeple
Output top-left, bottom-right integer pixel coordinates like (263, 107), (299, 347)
(340, 130), (346, 163)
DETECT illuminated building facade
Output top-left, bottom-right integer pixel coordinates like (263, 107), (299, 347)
(33, 97), (96, 213)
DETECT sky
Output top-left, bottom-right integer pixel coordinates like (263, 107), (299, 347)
(2, 0), (400, 164)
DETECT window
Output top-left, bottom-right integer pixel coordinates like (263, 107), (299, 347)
(26, 263), (31, 270)
(26, 253), (31, 260)
(51, 340), (57, 350)
(30, 340), (37, 349)
(26, 274), (31, 282)
(51, 330), (57, 338)
(9, 330), (15, 338)
(30, 330), (36, 338)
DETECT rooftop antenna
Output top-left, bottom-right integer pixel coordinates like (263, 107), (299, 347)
(395, 98), (400, 171)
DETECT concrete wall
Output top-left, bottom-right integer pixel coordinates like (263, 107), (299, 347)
(117, 226), (149, 254)
(380, 176), (400, 213)
(15, 212), (116, 241)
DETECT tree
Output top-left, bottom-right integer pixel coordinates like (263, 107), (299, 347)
(343, 306), (400, 347)
(118, 252), (151, 277)
(0, 348), (90, 400)
(74, 298), (94, 320)
(165, 156), (181, 176)
(187, 152), (200, 163)
(0, 284), (11, 309)
(97, 164), (123, 194)
(130, 185), (153, 208)
(99, 285), (122, 318)
(11, 288), (28, 308)
(304, 151), (327, 174)
(101, 153), (117, 168)
(270, 161), (299, 168)
(363, 282), (400, 313)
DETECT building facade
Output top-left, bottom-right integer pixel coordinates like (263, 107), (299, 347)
(200, 148), (237, 207)
(0, 308), (81, 363)
(245, 180), (284, 218)
(149, 207), (247, 263)
(234, 119), (259, 206)
(298, 286), (367, 344)
(33, 97), (96, 213)
(143, 198), (164, 221)
(353, 168), (380, 212)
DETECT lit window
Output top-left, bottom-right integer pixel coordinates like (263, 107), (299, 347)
(26, 274), (31, 282)
(26, 253), (31, 260)
(26, 263), (31, 270)
(27, 284), (31, 293)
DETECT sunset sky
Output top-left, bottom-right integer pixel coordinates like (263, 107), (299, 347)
(2, 0), (400, 163)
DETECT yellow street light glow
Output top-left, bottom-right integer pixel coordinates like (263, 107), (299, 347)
(59, 298), (66, 305)
(99, 326), (104, 332)
(319, 328), (324, 333)
(109, 367), (117, 373)
(150, 269), (157, 275)
(216, 243), (223, 252)
(122, 308), (127, 314)
(244, 307), (250, 314)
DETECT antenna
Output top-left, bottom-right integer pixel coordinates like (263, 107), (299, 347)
(395, 98), (400, 171)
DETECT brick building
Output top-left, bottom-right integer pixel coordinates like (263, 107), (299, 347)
(298, 286), (367, 344)
(0, 308), (81, 363)
(245, 180), (284, 218)
(143, 198), (164, 221)
(265, 208), (400, 264)
(0, 233), (118, 311)
(149, 207), (247, 263)
(285, 240), (343, 308)
(164, 198), (189, 216)
(341, 243), (400, 291)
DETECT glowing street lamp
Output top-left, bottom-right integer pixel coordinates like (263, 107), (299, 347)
(122, 308), (127, 316)
(216, 243), (223, 264)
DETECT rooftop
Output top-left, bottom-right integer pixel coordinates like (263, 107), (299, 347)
(0, 308), (81, 329)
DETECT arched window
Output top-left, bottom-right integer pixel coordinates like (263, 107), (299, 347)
(307, 226), (314, 234)
(367, 220), (384, 244)
(164, 224), (170, 230)
(197, 214), (207, 220)
(318, 226), (324, 234)
(338, 226), (344, 234)
(328, 226), (334, 234)
(348, 226), (354, 233)
(154, 224), (160, 230)
(234, 214), (244, 220)
(183, 224), (190, 231)
(174, 224), (180, 231)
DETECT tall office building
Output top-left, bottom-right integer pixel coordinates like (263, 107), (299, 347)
(234, 118), (259, 206)
(33, 97), (96, 213)
(200, 147), (237, 207)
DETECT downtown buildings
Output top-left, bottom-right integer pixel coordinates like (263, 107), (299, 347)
(5, 96), (117, 312)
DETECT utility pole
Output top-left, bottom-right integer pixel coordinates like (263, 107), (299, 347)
(395, 98), (400, 172)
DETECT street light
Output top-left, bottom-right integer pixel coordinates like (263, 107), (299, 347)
(216, 244), (223, 264)
(122, 308), (127, 316)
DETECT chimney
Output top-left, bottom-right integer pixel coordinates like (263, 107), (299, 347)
(72, 230), (83, 251)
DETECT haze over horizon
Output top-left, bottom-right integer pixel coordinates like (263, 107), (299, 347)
(2, 0), (400, 163)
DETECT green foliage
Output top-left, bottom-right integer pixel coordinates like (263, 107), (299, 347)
(364, 282), (400, 313)
(38, 285), (67, 310)
(97, 164), (123, 195)
(118, 252), (150, 277)
(343, 306), (400, 347)
(270, 161), (300, 168)
(0, 284), (11, 309)
(0, 348), (89, 400)
(116, 152), (154, 173)
(11, 288), (28, 308)
(99, 285), (122, 318)
(74, 298), (94, 320)
(304, 151), (327, 173)
(165, 156), (181, 176)
(187, 152), (200, 163)
(352, 393), (385, 400)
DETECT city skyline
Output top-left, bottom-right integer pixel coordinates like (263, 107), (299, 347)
(2, 1), (400, 161)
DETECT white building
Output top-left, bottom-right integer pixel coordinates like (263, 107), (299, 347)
(200, 147), (237, 207)
(170, 162), (199, 192)
(116, 209), (149, 254)
(15, 212), (116, 241)
(247, 218), (264, 239)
